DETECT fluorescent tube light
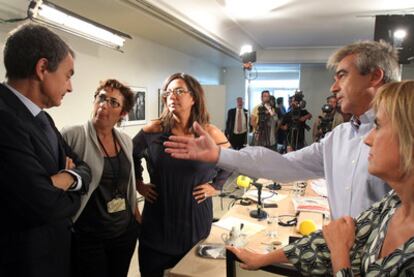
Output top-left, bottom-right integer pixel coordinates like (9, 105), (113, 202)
(28, 0), (131, 51)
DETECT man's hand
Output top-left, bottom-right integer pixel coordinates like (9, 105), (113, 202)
(164, 122), (220, 163)
(323, 216), (355, 272)
(193, 183), (217, 204)
(136, 181), (158, 203)
(51, 172), (75, 191)
(65, 157), (75, 170)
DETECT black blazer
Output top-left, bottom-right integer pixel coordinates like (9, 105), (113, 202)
(225, 108), (248, 137)
(0, 84), (91, 277)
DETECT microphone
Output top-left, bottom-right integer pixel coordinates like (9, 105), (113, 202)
(249, 182), (268, 219)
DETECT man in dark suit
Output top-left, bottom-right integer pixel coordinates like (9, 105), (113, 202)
(225, 97), (248, 150)
(0, 24), (91, 277)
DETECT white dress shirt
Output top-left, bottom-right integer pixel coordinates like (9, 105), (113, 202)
(233, 108), (247, 134)
(218, 109), (390, 219)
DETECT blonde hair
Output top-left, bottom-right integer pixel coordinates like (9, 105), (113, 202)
(373, 80), (414, 175)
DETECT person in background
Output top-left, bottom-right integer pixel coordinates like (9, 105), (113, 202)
(280, 95), (312, 150)
(225, 97), (248, 150)
(0, 23), (91, 277)
(275, 97), (287, 153)
(276, 97), (286, 117)
(251, 90), (278, 148)
(312, 95), (345, 142)
(268, 95), (279, 150)
(163, 40), (399, 220)
(62, 79), (141, 277)
(228, 80), (414, 276)
(133, 73), (231, 277)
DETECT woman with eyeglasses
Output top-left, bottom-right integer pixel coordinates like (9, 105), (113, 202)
(228, 81), (414, 276)
(62, 79), (141, 277)
(132, 73), (231, 276)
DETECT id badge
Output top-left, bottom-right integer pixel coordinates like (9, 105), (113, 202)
(107, 198), (126, 213)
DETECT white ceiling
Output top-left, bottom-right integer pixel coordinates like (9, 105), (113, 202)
(1, 0), (413, 66)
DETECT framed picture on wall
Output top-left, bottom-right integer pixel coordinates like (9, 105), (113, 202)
(158, 88), (165, 117)
(121, 86), (147, 126)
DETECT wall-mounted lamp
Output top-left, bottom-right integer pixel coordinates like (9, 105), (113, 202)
(240, 44), (256, 71)
(28, 0), (132, 51)
(240, 44), (256, 64)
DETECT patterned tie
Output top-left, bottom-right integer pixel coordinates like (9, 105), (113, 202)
(236, 108), (243, 133)
(350, 116), (361, 131)
(36, 111), (59, 161)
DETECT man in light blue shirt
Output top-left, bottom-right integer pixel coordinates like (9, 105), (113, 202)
(164, 40), (400, 219)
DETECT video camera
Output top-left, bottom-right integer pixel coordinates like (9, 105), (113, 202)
(292, 89), (304, 104)
(316, 104), (334, 141)
(285, 90), (309, 131)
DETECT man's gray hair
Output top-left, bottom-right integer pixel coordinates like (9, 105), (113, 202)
(327, 40), (400, 83)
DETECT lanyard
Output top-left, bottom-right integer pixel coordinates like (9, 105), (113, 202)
(97, 129), (121, 197)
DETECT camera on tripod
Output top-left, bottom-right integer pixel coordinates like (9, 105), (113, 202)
(286, 92), (310, 131)
(316, 104), (334, 140)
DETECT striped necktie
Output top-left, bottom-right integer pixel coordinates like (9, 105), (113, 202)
(236, 109), (243, 133)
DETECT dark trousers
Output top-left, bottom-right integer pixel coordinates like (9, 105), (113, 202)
(229, 132), (247, 150)
(71, 222), (139, 277)
(138, 243), (186, 277)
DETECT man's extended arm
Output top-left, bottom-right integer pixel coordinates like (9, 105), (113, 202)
(165, 122), (325, 182)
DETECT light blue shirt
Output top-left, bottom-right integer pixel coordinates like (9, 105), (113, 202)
(218, 109), (390, 219)
(4, 82), (82, 191)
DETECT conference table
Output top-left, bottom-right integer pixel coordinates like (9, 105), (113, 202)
(169, 179), (327, 277)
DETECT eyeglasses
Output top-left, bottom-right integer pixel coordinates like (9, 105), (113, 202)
(162, 88), (191, 98)
(95, 94), (122, 108)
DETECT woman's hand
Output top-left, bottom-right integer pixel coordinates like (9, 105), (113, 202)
(226, 246), (267, 270)
(323, 216), (355, 272)
(136, 181), (158, 203)
(193, 183), (217, 204)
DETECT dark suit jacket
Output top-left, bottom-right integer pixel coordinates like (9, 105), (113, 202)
(0, 84), (91, 277)
(225, 108), (248, 137)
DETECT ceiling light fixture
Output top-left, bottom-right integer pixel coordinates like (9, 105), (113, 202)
(28, 0), (132, 51)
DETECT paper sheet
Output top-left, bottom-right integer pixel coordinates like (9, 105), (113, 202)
(213, 216), (265, 237)
(310, 178), (328, 197)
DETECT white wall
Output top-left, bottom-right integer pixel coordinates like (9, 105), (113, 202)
(0, 23), (221, 139)
(220, 66), (246, 113)
(299, 64), (334, 145)
(402, 64), (414, 80)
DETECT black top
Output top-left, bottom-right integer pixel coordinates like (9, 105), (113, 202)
(75, 149), (132, 239)
(133, 130), (230, 255)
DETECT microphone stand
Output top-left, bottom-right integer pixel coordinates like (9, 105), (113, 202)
(249, 182), (268, 219)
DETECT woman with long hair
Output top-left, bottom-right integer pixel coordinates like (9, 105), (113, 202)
(133, 73), (231, 276)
